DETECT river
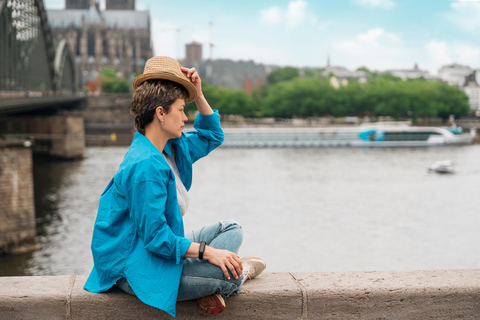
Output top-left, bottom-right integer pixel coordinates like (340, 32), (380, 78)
(1, 145), (479, 276)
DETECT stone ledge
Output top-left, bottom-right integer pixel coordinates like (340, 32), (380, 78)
(0, 270), (479, 319)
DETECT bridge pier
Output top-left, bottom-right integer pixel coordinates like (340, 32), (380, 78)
(1, 115), (85, 159)
(0, 141), (39, 255)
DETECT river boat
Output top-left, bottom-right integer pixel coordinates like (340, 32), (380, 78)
(221, 122), (475, 148)
(427, 160), (455, 174)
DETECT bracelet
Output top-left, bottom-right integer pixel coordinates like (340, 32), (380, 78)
(199, 241), (206, 260)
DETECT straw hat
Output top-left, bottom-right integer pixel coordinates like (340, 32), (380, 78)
(133, 56), (197, 103)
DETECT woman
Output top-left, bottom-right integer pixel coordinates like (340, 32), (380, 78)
(84, 56), (266, 317)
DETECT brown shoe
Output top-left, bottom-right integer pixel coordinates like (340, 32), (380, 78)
(197, 293), (226, 315)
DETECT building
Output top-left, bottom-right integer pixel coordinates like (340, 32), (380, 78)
(437, 64), (480, 113)
(323, 66), (368, 85)
(47, 0), (152, 88)
(181, 42), (268, 92)
(386, 63), (432, 80)
(106, 0), (135, 10)
(463, 71), (480, 113)
(66, 0), (90, 9)
(185, 42), (202, 66)
(437, 63), (473, 86)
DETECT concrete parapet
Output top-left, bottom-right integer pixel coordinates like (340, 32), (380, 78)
(0, 270), (479, 319)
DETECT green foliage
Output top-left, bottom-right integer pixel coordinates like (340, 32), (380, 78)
(266, 67), (300, 85)
(100, 68), (117, 78)
(99, 68), (130, 92)
(356, 66), (372, 74)
(259, 75), (470, 119)
(263, 78), (331, 117)
(186, 84), (258, 118)
(101, 77), (130, 93)
(185, 74), (471, 120)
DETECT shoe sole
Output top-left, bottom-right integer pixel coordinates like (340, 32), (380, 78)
(197, 294), (226, 315)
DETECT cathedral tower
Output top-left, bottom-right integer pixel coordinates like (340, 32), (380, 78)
(106, 0), (135, 10)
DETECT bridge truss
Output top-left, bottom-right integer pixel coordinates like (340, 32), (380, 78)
(0, 0), (75, 94)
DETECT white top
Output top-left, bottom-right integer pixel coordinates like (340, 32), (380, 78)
(163, 151), (189, 217)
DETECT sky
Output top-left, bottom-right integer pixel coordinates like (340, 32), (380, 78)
(44, 0), (480, 75)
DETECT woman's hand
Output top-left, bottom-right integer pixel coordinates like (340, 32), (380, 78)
(204, 246), (243, 280)
(179, 66), (213, 115)
(180, 66), (202, 98)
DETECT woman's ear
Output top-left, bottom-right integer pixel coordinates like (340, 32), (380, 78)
(156, 106), (165, 124)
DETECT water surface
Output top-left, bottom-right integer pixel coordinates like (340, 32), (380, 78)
(1, 145), (479, 276)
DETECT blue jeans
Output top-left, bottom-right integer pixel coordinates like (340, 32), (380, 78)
(117, 220), (244, 301)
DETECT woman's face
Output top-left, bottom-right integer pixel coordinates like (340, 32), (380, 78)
(162, 98), (188, 139)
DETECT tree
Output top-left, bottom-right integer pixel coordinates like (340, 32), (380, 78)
(266, 67), (300, 85)
(188, 84), (258, 118)
(263, 78), (332, 117)
(99, 68), (130, 93)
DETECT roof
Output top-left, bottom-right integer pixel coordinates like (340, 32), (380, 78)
(46, 9), (150, 30)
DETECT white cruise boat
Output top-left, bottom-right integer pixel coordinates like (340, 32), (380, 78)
(221, 122), (475, 148)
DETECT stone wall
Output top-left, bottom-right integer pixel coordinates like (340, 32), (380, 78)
(83, 93), (135, 146)
(0, 144), (37, 255)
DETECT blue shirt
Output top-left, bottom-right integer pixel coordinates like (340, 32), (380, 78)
(84, 111), (224, 317)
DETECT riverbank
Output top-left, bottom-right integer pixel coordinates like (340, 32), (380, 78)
(1, 270), (479, 319)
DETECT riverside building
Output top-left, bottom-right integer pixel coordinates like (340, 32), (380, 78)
(47, 0), (152, 88)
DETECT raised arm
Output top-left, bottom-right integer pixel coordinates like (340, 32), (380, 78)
(180, 66), (213, 116)
(180, 66), (224, 163)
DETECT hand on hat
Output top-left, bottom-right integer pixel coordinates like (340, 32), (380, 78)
(180, 67), (202, 100)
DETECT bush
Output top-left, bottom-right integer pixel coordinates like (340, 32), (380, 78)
(101, 78), (130, 93)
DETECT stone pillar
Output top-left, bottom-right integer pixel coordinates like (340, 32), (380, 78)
(1, 116), (85, 159)
(50, 116), (85, 159)
(108, 32), (116, 64)
(0, 142), (38, 255)
(80, 25), (88, 65)
(66, 29), (78, 57)
(125, 40), (133, 74)
(135, 37), (141, 74)
(95, 30), (102, 69)
(118, 36), (124, 64)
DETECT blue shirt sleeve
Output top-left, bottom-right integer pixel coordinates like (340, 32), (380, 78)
(183, 110), (224, 163)
(127, 166), (192, 264)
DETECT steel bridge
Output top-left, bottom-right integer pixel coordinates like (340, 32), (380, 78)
(0, 0), (84, 115)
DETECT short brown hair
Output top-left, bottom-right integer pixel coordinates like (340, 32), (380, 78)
(130, 79), (188, 133)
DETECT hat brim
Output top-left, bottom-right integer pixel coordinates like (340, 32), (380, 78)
(132, 72), (198, 103)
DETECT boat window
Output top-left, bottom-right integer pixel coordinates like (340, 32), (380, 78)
(383, 132), (441, 141)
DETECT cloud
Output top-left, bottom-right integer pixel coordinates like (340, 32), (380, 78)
(423, 40), (480, 69)
(334, 28), (402, 53)
(286, 0), (309, 29)
(357, 28), (401, 46)
(332, 28), (412, 70)
(260, 0), (316, 30)
(424, 40), (452, 69)
(423, 40), (480, 74)
(354, 0), (396, 9)
(445, 2), (480, 32)
(261, 6), (283, 24)
(455, 43), (480, 67)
